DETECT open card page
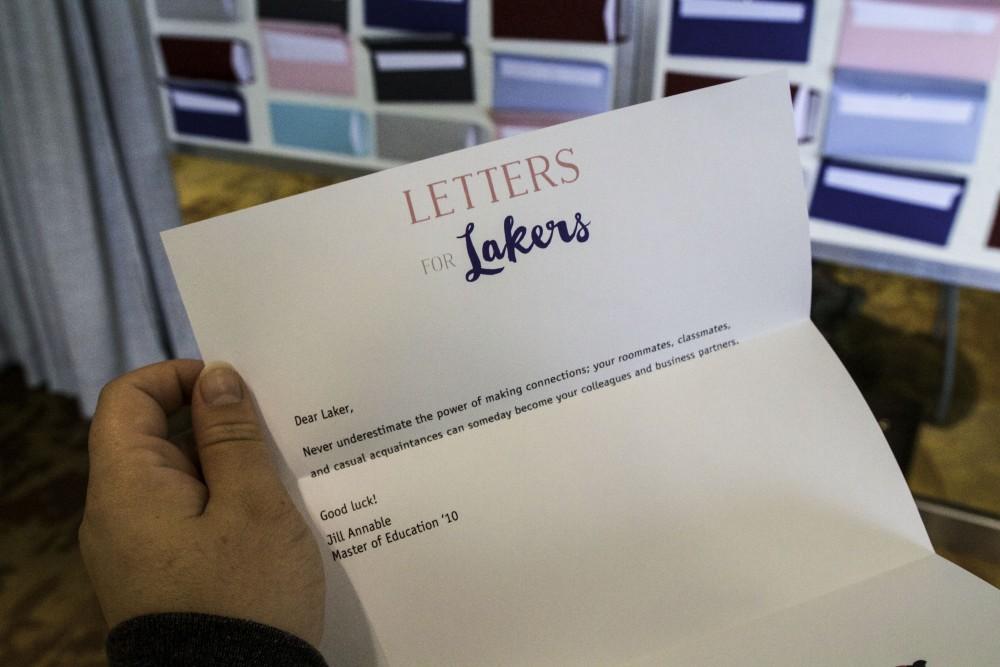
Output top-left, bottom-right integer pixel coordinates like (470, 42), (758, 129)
(162, 74), (992, 665)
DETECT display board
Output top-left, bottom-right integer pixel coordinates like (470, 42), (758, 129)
(145, 0), (1000, 290)
(653, 0), (1000, 290)
(146, 0), (625, 171)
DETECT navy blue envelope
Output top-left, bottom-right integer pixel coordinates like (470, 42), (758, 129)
(258, 0), (348, 30)
(167, 84), (249, 142)
(810, 158), (965, 246)
(364, 0), (468, 36)
(669, 0), (814, 62)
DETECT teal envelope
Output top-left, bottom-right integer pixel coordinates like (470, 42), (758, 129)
(270, 102), (371, 156)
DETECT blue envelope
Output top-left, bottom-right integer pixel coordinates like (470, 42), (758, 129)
(492, 54), (611, 114)
(167, 84), (249, 142)
(669, 0), (814, 62)
(809, 158), (965, 246)
(270, 103), (371, 156)
(364, 0), (468, 36)
(824, 69), (987, 164)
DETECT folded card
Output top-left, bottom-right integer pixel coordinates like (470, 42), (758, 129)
(664, 72), (818, 143)
(162, 74), (999, 665)
(837, 0), (1000, 82)
(810, 158), (965, 245)
(824, 68), (987, 164)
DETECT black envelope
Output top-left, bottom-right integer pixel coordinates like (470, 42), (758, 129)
(366, 39), (474, 103)
(492, 0), (621, 43)
(166, 84), (250, 143)
(258, 0), (348, 30)
(159, 36), (253, 84)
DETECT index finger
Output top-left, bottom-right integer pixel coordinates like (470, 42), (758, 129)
(89, 359), (205, 464)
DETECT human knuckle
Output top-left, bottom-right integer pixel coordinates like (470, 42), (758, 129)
(198, 421), (261, 449)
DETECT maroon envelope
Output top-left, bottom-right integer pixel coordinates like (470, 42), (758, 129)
(492, 0), (621, 43)
(989, 201), (1000, 250)
(159, 36), (253, 84)
(663, 72), (734, 97)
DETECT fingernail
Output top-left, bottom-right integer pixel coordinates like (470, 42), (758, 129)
(200, 363), (243, 406)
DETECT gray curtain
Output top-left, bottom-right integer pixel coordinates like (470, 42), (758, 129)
(0, 0), (198, 415)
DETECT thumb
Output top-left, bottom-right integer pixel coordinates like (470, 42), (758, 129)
(192, 363), (289, 514)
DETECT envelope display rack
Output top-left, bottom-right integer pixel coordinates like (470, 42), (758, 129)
(145, 0), (1000, 291)
(651, 0), (1000, 292)
(145, 0), (628, 170)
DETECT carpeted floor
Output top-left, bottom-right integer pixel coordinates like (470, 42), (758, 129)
(1, 153), (997, 665)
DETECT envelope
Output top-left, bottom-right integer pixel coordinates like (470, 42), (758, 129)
(364, 0), (468, 37)
(489, 110), (582, 139)
(824, 69), (987, 164)
(790, 83), (820, 144)
(154, 0), (238, 22)
(838, 0), (1000, 82)
(664, 72), (734, 97)
(989, 200), (1000, 250)
(375, 113), (486, 161)
(258, 0), (347, 30)
(166, 84), (249, 142)
(809, 158), (965, 245)
(492, 0), (621, 42)
(492, 53), (611, 114)
(366, 39), (474, 102)
(663, 72), (818, 143)
(669, 0), (815, 61)
(260, 21), (355, 95)
(158, 36), (253, 84)
(270, 102), (370, 156)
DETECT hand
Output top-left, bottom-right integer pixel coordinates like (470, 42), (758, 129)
(79, 360), (325, 646)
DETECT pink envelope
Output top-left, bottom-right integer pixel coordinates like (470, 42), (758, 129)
(837, 0), (1000, 82)
(489, 110), (585, 140)
(260, 20), (355, 96)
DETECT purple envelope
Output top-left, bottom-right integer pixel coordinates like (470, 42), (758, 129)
(260, 20), (355, 96)
(837, 0), (1000, 82)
